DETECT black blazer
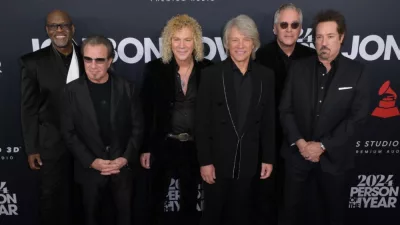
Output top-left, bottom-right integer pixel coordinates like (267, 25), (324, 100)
(279, 55), (370, 174)
(256, 41), (316, 103)
(195, 59), (275, 179)
(61, 74), (144, 183)
(20, 45), (83, 158)
(140, 57), (213, 154)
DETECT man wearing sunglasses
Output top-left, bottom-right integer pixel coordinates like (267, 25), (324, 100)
(61, 35), (143, 225)
(257, 3), (315, 97)
(20, 10), (83, 225)
(254, 4), (316, 225)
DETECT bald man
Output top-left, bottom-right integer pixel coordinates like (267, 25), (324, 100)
(20, 10), (83, 225)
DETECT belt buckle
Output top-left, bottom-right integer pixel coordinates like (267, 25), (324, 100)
(178, 133), (189, 142)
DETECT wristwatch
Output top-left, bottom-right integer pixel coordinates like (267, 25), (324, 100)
(320, 143), (326, 151)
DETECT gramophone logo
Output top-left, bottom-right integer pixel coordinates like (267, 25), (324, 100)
(371, 80), (400, 118)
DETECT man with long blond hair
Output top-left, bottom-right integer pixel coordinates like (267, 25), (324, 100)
(140, 14), (212, 225)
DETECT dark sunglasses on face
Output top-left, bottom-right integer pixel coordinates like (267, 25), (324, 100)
(279, 22), (300, 29)
(46, 23), (72, 31)
(83, 56), (108, 64)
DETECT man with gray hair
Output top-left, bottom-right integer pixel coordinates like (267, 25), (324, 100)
(255, 3), (316, 225)
(257, 3), (315, 96)
(61, 35), (144, 225)
(196, 14), (275, 225)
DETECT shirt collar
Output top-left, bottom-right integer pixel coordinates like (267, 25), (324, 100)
(229, 56), (252, 74)
(277, 43), (291, 59)
(317, 53), (341, 67)
(173, 56), (196, 71)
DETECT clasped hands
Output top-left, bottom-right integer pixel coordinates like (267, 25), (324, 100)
(91, 157), (128, 175)
(296, 139), (325, 163)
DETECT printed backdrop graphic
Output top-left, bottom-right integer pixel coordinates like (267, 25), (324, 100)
(0, 0), (399, 225)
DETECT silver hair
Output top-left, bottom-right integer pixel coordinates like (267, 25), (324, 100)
(274, 3), (303, 24)
(223, 14), (260, 60)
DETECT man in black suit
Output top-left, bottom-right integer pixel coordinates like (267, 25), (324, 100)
(139, 14), (212, 225)
(254, 4), (316, 225)
(196, 15), (275, 225)
(61, 35), (143, 225)
(20, 10), (82, 225)
(279, 10), (369, 225)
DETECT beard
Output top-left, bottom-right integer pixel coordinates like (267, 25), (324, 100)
(318, 47), (330, 60)
(51, 37), (71, 49)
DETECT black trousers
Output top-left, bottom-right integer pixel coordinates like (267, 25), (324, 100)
(38, 150), (74, 225)
(280, 162), (347, 225)
(200, 178), (253, 225)
(150, 138), (200, 225)
(254, 133), (285, 225)
(253, 157), (284, 225)
(81, 168), (134, 225)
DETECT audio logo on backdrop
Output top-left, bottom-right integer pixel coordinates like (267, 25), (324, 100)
(0, 146), (21, 161)
(355, 140), (399, 155)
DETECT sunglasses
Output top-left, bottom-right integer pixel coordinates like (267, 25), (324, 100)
(279, 22), (300, 29)
(46, 23), (72, 31)
(83, 56), (108, 64)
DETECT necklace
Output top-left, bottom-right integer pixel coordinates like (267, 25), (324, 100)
(180, 62), (193, 94)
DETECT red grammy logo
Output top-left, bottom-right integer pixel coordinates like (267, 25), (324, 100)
(371, 80), (400, 118)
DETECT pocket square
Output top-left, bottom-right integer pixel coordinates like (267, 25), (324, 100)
(338, 87), (353, 90)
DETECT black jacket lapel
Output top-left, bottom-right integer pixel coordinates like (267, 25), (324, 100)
(77, 79), (102, 146)
(222, 60), (239, 136)
(74, 44), (84, 76)
(110, 75), (122, 131)
(166, 59), (177, 103)
(306, 57), (318, 117)
(194, 60), (202, 88)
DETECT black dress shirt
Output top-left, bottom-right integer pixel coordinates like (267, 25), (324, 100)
(171, 65), (197, 134)
(313, 55), (340, 134)
(57, 50), (73, 69)
(231, 58), (252, 133)
(278, 46), (292, 72)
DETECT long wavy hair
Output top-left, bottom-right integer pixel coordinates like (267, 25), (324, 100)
(161, 14), (204, 64)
